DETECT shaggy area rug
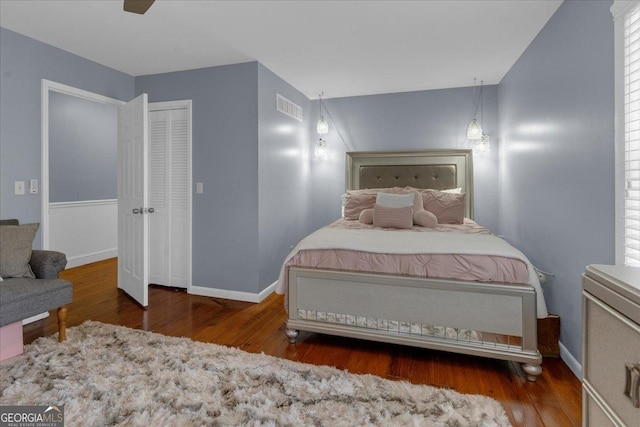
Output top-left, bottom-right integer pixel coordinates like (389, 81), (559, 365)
(0, 321), (511, 426)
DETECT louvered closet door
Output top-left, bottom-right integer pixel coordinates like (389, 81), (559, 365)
(169, 109), (189, 287)
(148, 108), (189, 288)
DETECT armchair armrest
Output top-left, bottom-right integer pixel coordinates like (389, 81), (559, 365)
(30, 250), (68, 279)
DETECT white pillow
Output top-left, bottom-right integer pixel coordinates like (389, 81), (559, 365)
(376, 192), (415, 207)
(441, 187), (462, 194)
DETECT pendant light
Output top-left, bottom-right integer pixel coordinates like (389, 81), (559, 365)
(476, 80), (490, 152)
(476, 134), (490, 153)
(315, 92), (329, 158)
(314, 138), (327, 158)
(317, 92), (329, 135)
(467, 78), (483, 140)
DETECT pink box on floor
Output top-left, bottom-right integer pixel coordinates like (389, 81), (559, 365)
(0, 321), (24, 362)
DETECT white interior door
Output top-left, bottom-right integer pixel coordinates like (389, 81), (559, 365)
(117, 94), (149, 307)
(148, 106), (191, 288)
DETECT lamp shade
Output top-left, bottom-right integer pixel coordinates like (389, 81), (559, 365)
(317, 116), (329, 135)
(475, 134), (490, 153)
(467, 119), (483, 140)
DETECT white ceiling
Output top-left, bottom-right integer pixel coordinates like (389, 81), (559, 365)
(0, 0), (562, 99)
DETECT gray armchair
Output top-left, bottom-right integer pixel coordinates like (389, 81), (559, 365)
(0, 218), (67, 278)
(0, 219), (72, 342)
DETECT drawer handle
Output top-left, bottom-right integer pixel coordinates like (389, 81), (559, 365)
(625, 363), (640, 408)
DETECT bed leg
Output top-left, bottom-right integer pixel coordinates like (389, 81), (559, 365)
(522, 363), (542, 382)
(285, 328), (299, 344)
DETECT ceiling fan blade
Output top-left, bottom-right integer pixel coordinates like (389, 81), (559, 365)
(123, 0), (156, 15)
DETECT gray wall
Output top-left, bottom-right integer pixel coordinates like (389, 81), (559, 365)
(0, 27), (134, 246)
(49, 91), (118, 203)
(498, 0), (614, 363)
(135, 63), (261, 293)
(257, 63), (313, 292)
(0, 27), (315, 295)
(308, 86), (500, 233)
(136, 62), (315, 294)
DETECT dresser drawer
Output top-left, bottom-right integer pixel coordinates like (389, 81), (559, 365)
(584, 391), (616, 427)
(583, 290), (640, 426)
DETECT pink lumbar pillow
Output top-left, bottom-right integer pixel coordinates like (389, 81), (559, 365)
(373, 204), (413, 229)
(413, 210), (438, 228)
(359, 208), (374, 224)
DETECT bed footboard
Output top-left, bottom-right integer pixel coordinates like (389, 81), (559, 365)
(285, 267), (542, 381)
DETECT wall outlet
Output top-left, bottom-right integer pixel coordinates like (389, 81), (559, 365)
(14, 181), (25, 195)
(29, 179), (38, 194)
(196, 182), (204, 194)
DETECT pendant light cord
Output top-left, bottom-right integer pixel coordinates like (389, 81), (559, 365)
(319, 95), (354, 152)
(472, 78), (481, 119)
(479, 80), (484, 126)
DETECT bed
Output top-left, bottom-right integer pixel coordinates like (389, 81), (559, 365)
(276, 149), (546, 381)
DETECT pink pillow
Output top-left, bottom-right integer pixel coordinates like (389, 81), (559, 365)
(343, 189), (378, 220)
(406, 188), (465, 224)
(359, 208), (374, 224)
(373, 204), (413, 229)
(413, 210), (438, 228)
(343, 187), (411, 220)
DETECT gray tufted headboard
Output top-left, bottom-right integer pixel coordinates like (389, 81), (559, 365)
(345, 149), (474, 219)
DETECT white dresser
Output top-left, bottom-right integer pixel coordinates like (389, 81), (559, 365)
(582, 264), (640, 427)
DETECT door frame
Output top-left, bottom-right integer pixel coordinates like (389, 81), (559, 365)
(40, 79), (124, 249)
(148, 100), (193, 293)
(41, 83), (193, 293)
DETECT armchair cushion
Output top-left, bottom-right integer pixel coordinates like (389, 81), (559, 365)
(0, 278), (72, 327)
(0, 223), (39, 279)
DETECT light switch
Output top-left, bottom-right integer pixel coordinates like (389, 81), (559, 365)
(14, 181), (25, 195)
(29, 179), (38, 194)
(196, 182), (204, 194)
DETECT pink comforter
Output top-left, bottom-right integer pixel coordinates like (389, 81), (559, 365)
(284, 219), (529, 285)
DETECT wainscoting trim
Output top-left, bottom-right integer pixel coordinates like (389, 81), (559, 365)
(48, 199), (117, 268)
(49, 199), (117, 208)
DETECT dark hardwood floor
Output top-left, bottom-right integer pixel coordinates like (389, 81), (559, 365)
(24, 258), (582, 426)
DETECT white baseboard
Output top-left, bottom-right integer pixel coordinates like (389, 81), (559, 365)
(559, 340), (582, 379)
(66, 249), (117, 269)
(22, 312), (49, 325)
(189, 281), (276, 303)
(259, 281), (277, 301)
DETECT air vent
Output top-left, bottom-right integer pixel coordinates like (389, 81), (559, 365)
(276, 93), (302, 121)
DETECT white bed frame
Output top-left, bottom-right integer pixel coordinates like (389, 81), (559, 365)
(285, 150), (543, 381)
